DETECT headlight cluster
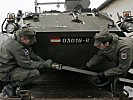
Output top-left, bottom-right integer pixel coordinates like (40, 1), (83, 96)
(122, 22), (133, 32)
(126, 22), (133, 32)
(5, 23), (16, 33)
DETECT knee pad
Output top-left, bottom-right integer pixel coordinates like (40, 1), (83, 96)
(29, 69), (40, 78)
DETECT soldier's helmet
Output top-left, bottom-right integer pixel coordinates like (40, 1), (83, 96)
(15, 28), (36, 43)
(94, 29), (112, 46)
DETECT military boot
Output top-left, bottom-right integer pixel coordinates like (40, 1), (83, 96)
(1, 83), (18, 97)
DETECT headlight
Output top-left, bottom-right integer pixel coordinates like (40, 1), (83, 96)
(126, 23), (133, 32)
(5, 23), (15, 33)
(127, 26), (133, 31)
(122, 22), (133, 32)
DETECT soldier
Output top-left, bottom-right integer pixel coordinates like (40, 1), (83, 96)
(0, 28), (56, 97)
(86, 29), (133, 79)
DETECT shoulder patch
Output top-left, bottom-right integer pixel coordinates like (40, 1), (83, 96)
(24, 49), (29, 56)
(121, 53), (128, 60)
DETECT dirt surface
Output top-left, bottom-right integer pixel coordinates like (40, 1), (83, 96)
(0, 97), (119, 100)
(28, 70), (115, 98)
(32, 98), (119, 100)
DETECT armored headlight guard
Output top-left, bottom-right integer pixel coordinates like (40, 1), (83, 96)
(126, 23), (133, 32)
(127, 26), (133, 32)
(5, 23), (15, 33)
(123, 21), (133, 32)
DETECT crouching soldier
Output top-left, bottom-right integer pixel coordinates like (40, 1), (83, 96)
(86, 29), (133, 78)
(85, 29), (133, 95)
(0, 28), (58, 97)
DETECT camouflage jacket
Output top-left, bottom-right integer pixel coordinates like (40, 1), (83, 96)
(86, 34), (133, 76)
(0, 37), (51, 73)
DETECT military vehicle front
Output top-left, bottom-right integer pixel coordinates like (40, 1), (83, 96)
(0, 0), (126, 98)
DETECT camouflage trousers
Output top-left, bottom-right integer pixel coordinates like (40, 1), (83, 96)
(0, 68), (40, 87)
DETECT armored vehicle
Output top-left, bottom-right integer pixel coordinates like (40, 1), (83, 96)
(1, 0), (127, 99)
(117, 11), (133, 38)
(2, 0), (125, 67)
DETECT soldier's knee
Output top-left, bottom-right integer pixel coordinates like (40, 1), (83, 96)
(29, 69), (40, 78)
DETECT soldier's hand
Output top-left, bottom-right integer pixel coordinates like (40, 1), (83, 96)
(86, 62), (92, 68)
(51, 63), (62, 70)
(92, 72), (106, 84)
(43, 59), (53, 68)
(96, 72), (108, 81)
(97, 72), (105, 78)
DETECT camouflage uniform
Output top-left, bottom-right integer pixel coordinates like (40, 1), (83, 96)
(86, 29), (133, 77)
(0, 28), (52, 87)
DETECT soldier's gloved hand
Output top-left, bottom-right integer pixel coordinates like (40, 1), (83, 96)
(86, 62), (92, 68)
(51, 63), (62, 70)
(97, 72), (106, 79)
(92, 72), (106, 84)
(44, 59), (53, 68)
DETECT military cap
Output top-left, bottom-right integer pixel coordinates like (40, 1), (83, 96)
(94, 29), (111, 46)
(16, 28), (36, 42)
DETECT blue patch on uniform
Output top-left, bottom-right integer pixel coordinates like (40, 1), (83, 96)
(24, 49), (29, 56)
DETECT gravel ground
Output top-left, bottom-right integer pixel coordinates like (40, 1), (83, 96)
(0, 97), (119, 100)
(32, 98), (119, 100)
